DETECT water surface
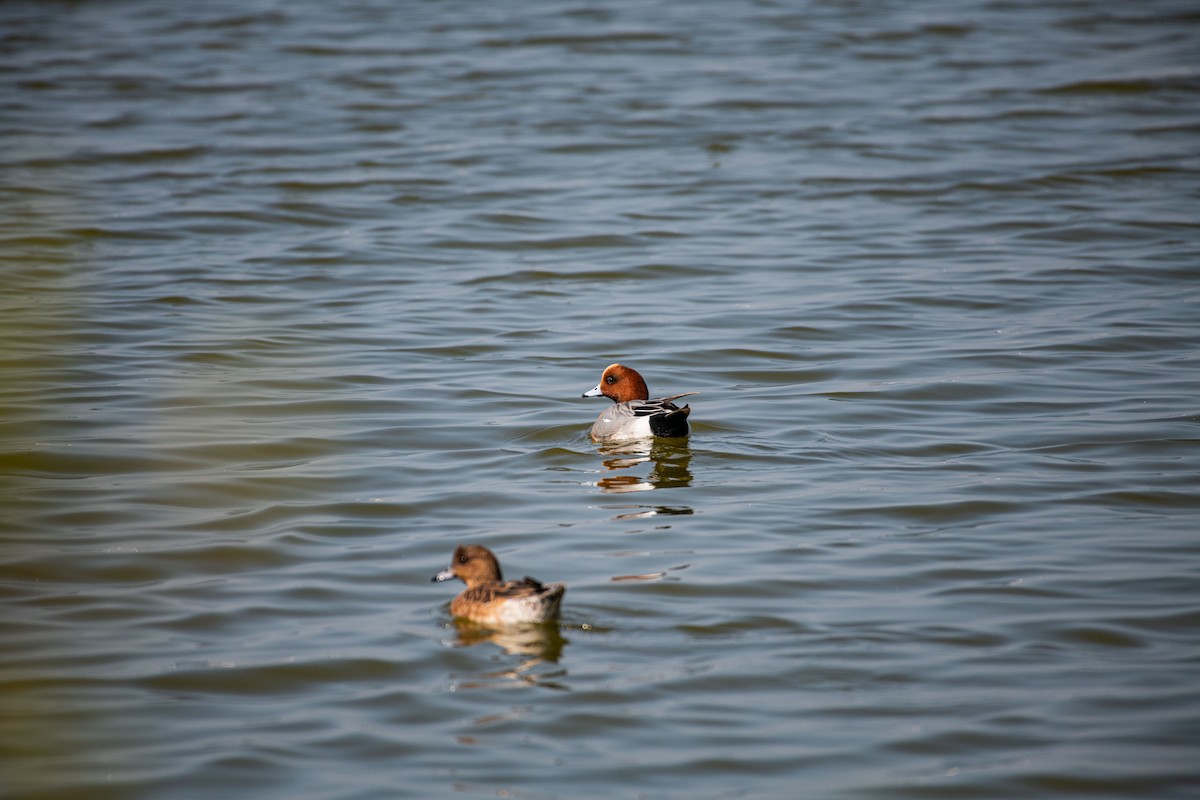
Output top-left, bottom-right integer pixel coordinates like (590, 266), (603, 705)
(2, 1), (1199, 798)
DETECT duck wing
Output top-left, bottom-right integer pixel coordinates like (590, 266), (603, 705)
(630, 392), (699, 417)
(467, 577), (554, 604)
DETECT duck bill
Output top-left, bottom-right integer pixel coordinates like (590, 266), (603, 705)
(582, 384), (603, 398)
(431, 567), (456, 583)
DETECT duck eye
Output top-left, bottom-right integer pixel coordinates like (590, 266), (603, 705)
(458, 554), (468, 563)
(605, 374), (617, 384)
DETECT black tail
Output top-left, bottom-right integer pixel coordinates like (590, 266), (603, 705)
(649, 405), (691, 437)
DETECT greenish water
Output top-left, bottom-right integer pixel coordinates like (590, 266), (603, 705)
(2, 1), (1198, 798)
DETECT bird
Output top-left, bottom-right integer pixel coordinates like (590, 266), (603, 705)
(431, 544), (565, 626)
(582, 363), (697, 442)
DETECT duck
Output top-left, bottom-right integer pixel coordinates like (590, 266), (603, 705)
(582, 363), (698, 442)
(431, 544), (565, 626)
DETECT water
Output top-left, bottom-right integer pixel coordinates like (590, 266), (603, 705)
(2, 0), (1199, 797)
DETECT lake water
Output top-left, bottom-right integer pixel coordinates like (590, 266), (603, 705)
(2, 1), (1198, 797)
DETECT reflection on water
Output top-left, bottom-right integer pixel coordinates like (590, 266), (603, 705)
(594, 439), (694, 493)
(446, 618), (567, 660)
(611, 563), (691, 583)
(607, 505), (695, 522)
(443, 620), (569, 690)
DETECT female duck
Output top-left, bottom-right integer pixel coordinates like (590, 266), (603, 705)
(582, 363), (697, 442)
(432, 544), (565, 626)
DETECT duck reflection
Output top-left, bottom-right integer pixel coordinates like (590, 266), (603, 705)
(448, 618), (567, 660)
(445, 620), (569, 689)
(594, 438), (694, 494)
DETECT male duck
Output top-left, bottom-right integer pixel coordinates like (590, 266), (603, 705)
(582, 363), (697, 442)
(432, 544), (565, 626)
